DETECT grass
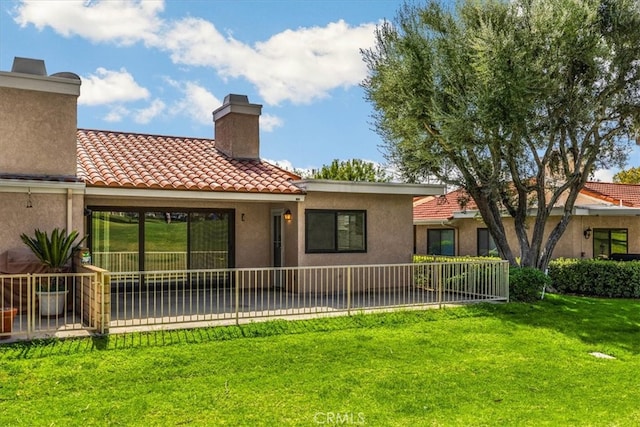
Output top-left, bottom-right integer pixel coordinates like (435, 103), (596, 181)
(1, 294), (639, 426)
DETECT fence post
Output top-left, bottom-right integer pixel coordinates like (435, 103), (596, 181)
(437, 264), (443, 309)
(235, 269), (240, 326)
(347, 266), (351, 316)
(27, 274), (33, 338)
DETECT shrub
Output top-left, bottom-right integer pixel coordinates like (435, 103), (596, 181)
(548, 258), (640, 298)
(509, 267), (551, 302)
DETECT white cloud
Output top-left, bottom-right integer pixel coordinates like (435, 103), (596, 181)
(260, 114), (283, 132)
(14, 0), (164, 45)
(159, 18), (377, 105)
(15, 1), (379, 106)
(134, 99), (166, 124)
(591, 168), (615, 182)
(168, 80), (221, 125)
(80, 67), (150, 105)
(103, 105), (129, 122)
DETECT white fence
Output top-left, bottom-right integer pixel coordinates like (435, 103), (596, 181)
(93, 251), (228, 272)
(109, 260), (509, 331)
(0, 272), (105, 341)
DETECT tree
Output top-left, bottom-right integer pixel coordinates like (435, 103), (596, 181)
(613, 166), (640, 183)
(309, 159), (391, 182)
(362, 0), (640, 270)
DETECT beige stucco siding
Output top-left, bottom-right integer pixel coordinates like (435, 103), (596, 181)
(0, 191), (84, 256)
(417, 214), (640, 259)
(0, 87), (77, 176)
(296, 192), (414, 267)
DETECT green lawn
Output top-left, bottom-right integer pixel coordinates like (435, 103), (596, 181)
(1, 295), (639, 426)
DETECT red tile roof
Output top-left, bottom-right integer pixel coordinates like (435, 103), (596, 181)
(76, 129), (302, 193)
(582, 182), (640, 207)
(414, 182), (640, 220)
(414, 189), (477, 221)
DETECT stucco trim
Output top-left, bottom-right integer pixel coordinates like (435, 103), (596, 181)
(0, 71), (80, 96)
(0, 178), (85, 194)
(84, 186), (306, 202)
(294, 180), (444, 196)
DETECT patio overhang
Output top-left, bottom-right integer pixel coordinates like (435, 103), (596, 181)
(84, 186), (306, 202)
(294, 179), (445, 196)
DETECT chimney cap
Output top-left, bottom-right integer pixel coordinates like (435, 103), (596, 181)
(213, 93), (262, 121)
(11, 57), (47, 76)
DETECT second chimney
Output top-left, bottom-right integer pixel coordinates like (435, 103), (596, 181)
(212, 94), (262, 159)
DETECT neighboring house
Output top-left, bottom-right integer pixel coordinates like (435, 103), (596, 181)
(0, 57), (444, 273)
(414, 183), (640, 259)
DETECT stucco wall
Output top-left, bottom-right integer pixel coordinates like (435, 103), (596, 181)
(296, 192), (414, 267)
(417, 214), (640, 259)
(0, 191), (85, 257)
(0, 87), (77, 176)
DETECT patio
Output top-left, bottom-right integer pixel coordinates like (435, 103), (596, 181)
(1, 260), (509, 342)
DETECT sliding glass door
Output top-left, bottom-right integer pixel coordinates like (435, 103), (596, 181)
(89, 208), (234, 272)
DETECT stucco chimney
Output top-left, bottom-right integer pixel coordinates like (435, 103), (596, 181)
(0, 57), (80, 177)
(212, 94), (262, 159)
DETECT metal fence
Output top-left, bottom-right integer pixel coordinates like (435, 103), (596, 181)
(0, 272), (104, 341)
(1, 260), (509, 340)
(93, 251), (228, 272)
(109, 260), (509, 331)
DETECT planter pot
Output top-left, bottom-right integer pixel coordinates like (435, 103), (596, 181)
(37, 290), (68, 317)
(1, 307), (18, 339)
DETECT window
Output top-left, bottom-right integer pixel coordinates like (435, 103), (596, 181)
(477, 228), (498, 257)
(427, 229), (455, 256)
(593, 228), (628, 259)
(89, 208), (234, 271)
(305, 210), (366, 253)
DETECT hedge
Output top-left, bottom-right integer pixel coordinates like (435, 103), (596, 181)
(547, 258), (640, 298)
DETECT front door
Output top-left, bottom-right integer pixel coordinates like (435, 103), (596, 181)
(271, 210), (284, 288)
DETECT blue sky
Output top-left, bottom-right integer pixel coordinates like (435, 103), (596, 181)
(1, 0), (638, 178)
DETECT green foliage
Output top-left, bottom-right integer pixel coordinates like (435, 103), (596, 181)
(548, 258), (640, 298)
(20, 228), (83, 273)
(509, 266), (551, 302)
(362, 0), (640, 271)
(310, 158), (391, 182)
(613, 166), (640, 184)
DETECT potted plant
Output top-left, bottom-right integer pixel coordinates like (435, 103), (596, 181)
(20, 228), (84, 317)
(0, 307), (17, 339)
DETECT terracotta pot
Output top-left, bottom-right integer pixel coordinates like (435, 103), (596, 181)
(1, 307), (18, 339)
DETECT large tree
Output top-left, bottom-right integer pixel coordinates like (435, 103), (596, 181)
(362, 0), (640, 270)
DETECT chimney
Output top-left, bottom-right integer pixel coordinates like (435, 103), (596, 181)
(0, 57), (81, 177)
(212, 94), (262, 159)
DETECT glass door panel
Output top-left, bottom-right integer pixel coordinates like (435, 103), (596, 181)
(144, 212), (188, 271)
(91, 211), (139, 272)
(189, 212), (230, 269)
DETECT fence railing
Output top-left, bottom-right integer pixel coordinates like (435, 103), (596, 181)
(0, 272), (106, 341)
(109, 260), (509, 330)
(1, 260), (509, 340)
(93, 251), (228, 272)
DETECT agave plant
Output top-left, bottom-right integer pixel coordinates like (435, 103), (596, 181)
(20, 228), (85, 291)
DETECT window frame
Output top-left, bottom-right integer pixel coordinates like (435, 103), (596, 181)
(426, 228), (455, 256)
(477, 228), (498, 257)
(593, 228), (628, 259)
(304, 209), (367, 254)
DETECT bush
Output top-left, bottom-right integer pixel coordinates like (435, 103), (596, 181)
(509, 267), (551, 302)
(548, 258), (640, 298)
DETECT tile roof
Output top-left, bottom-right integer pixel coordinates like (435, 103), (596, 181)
(414, 182), (640, 220)
(582, 181), (640, 207)
(414, 189), (476, 221)
(76, 129), (302, 194)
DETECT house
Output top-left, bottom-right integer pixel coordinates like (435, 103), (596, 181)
(0, 57), (444, 274)
(414, 183), (640, 259)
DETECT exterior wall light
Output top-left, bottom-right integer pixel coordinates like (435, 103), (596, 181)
(583, 227), (592, 239)
(283, 209), (292, 221)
